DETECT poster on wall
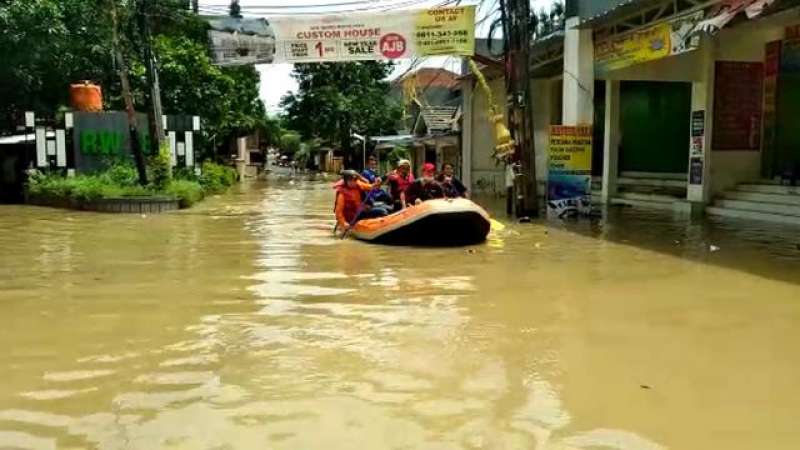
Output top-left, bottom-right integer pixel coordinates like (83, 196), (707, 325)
(691, 110), (705, 158)
(594, 12), (703, 74)
(547, 125), (593, 219)
(713, 61), (764, 150)
(209, 6), (475, 65)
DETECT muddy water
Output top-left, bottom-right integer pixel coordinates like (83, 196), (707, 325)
(1, 181), (799, 450)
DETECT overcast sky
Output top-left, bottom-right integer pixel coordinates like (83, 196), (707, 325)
(198, 0), (555, 113)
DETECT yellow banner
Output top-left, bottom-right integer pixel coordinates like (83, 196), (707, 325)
(595, 12), (703, 74)
(413, 7), (475, 56)
(548, 125), (592, 173)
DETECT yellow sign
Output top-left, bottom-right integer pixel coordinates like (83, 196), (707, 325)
(595, 12), (703, 74)
(548, 125), (593, 173)
(413, 7), (475, 56)
(595, 24), (671, 74)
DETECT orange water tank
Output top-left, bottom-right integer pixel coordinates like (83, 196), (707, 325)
(70, 81), (103, 112)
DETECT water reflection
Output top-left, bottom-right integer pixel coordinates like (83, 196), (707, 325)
(0, 181), (798, 449)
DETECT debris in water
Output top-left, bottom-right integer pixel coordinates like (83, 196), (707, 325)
(674, 240), (681, 245)
(467, 249), (476, 254)
(640, 384), (652, 390)
(709, 245), (720, 252)
(534, 242), (542, 249)
(141, 214), (147, 219)
(519, 216), (532, 223)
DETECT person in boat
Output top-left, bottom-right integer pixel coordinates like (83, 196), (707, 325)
(387, 159), (415, 210)
(437, 162), (468, 198)
(334, 170), (380, 234)
(403, 163), (445, 207)
(360, 155), (393, 206)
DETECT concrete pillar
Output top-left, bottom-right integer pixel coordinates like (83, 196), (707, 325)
(562, 16), (595, 126)
(602, 80), (621, 203)
(461, 80), (473, 190)
(687, 39), (716, 206)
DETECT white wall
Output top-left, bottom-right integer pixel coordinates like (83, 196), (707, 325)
(468, 76), (508, 195)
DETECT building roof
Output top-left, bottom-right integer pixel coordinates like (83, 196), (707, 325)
(396, 67), (460, 90)
(414, 106), (459, 135)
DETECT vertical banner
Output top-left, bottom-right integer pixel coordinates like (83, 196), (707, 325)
(762, 40), (781, 177)
(547, 125), (593, 219)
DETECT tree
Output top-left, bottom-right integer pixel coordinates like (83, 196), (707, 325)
(0, 0), (266, 161)
(280, 62), (402, 165)
(279, 133), (301, 156)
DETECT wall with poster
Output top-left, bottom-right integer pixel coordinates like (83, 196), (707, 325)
(547, 125), (592, 219)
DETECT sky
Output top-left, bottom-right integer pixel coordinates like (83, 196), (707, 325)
(198, 0), (555, 113)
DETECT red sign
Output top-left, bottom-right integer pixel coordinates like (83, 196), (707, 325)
(379, 33), (406, 59)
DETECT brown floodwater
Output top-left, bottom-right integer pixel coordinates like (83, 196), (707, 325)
(1, 180), (799, 450)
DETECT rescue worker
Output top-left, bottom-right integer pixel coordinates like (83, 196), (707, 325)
(334, 170), (375, 234)
(404, 163), (445, 206)
(387, 159), (415, 210)
(437, 163), (468, 198)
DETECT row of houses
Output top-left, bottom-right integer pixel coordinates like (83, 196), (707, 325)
(400, 0), (800, 225)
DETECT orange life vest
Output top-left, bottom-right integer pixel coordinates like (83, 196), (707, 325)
(334, 180), (364, 225)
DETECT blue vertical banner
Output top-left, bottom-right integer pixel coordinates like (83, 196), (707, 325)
(547, 125), (593, 219)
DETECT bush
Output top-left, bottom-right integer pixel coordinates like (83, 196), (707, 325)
(199, 162), (237, 194)
(166, 179), (204, 208)
(149, 143), (173, 190)
(104, 164), (139, 187)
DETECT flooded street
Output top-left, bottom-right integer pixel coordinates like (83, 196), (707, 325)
(1, 180), (799, 450)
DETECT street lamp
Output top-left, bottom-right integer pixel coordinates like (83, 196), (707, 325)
(352, 132), (367, 169)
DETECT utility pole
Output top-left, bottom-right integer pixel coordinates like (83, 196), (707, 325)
(501, 0), (538, 218)
(138, 0), (166, 159)
(110, 0), (148, 185)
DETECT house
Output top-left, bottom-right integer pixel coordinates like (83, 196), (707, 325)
(462, 0), (800, 224)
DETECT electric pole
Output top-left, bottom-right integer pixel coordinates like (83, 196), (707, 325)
(138, 0), (166, 158)
(110, 0), (148, 185)
(501, 0), (538, 218)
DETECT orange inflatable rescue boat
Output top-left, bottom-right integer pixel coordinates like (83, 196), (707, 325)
(350, 198), (491, 246)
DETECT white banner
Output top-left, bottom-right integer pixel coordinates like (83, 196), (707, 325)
(208, 6), (475, 65)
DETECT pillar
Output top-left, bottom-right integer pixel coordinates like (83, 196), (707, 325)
(602, 80), (621, 203)
(562, 16), (595, 126)
(687, 38), (715, 206)
(461, 79), (473, 190)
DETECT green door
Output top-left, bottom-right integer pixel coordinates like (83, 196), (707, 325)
(619, 81), (691, 173)
(774, 40), (800, 177)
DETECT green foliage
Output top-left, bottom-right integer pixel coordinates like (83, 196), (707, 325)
(166, 179), (204, 207)
(149, 143), (173, 190)
(199, 162), (237, 194)
(280, 133), (302, 155)
(0, 0), (266, 160)
(104, 163), (139, 187)
(280, 62), (402, 159)
(26, 172), (154, 203)
(385, 145), (411, 167)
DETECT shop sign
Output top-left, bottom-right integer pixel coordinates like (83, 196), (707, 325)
(595, 12), (703, 74)
(547, 125), (592, 219)
(210, 6), (475, 65)
(689, 157), (704, 185)
(713, 61), (764, 151)
(72, 112), (151, 172)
